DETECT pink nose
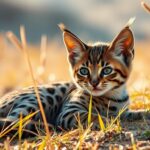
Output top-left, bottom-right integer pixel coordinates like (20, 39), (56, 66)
(90, 79), (99, 87)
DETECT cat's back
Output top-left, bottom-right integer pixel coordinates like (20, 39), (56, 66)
(0, 82), (73, 119)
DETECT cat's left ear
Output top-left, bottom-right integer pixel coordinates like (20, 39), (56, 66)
(109, 26), (134, 65)
(59, 24), (87, 67)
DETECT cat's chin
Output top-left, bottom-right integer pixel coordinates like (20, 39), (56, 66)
(74, 82), (111, 97)
(86, 87), (113, 97)
(90, 90), (107, 96)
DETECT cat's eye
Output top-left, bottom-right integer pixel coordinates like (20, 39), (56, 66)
(102, 67), (113, 75)
(79, 67), (89, 76)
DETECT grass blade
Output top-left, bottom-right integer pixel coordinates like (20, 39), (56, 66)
(19, 113), (23, 150)
(38, 137), (46, 150)
(107, 105), (128, 130)
(141, 0), (150, 13)
(37, 35), (48, 79)
(7, 28), (51, 140)
(74, 124), (92, 150)
(6, 31), (23, 51)
(88, 94), (93, 127)
(0, 111), (39, 138)
(130, 133), (136, 150)
(20, 26), (51, 140)
(98, 113), (105, 131)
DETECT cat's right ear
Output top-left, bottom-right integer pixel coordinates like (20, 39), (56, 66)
(59, 24), (86, 66)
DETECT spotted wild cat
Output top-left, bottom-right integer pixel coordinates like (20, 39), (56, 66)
(0, 23), (150, 135)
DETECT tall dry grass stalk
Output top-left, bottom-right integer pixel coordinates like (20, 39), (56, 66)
(37, 35), (48, 81)
(87, 94), (93, 127)
(40, 35), (47, 72)
(141, 0), (150, 13)
(6, 31), (23, 50)
(0, 111), (39, 138)
(20, 26), (51, 139)
(7, 26), (52, 149)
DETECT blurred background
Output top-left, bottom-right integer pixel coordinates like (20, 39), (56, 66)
(0, 0), (150, 43)
(0, 0), (150, 107)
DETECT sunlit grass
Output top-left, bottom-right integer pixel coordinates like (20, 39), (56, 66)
(75, 125), (92, 150)
(88, 94), (93, 127)
(0, 111), (39, 138)
(141, 0), (150, 13)
(98, 113), (106, 131)
(18, 113), (23, 149)
(130, 132), (136, 150)
(5, 27), (53, 149)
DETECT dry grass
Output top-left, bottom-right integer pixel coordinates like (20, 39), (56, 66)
(6, 27), (53, 149)
(0, 30), (150, 149)
(0, 33), (70, 94)
(141, 0), (150, 13)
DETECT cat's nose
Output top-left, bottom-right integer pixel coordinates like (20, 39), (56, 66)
(90, 79), (99, 88)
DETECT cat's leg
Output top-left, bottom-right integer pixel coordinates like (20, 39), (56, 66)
(0, 105), (41, 137)
(56, 93), (107, 130)
(0, 98), (54, 137)
(0, 83), (72, 137)
(0, 109), (54, 137)
(56, 106), (103, 130)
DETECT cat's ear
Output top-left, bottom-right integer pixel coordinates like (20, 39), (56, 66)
(109, 26), (134, 66)
(59, 24), (87, 66)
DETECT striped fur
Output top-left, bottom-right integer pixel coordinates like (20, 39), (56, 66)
(0, 24), (149, 136)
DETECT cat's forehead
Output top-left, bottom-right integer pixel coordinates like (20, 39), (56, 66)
(87, 43), (109, 65)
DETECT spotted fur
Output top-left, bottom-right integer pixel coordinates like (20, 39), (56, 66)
(0, 83), (73, 133)
(0, 24), (150, 136)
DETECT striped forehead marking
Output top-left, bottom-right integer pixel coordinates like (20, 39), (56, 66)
(88, 45), (107, 66)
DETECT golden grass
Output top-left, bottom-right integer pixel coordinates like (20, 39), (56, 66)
(20, 26), (50, 140)
(6, 27), (52, 149)
(98, 113), (105, 131)
(0, 111), (39, 138)
(141, 0), (150, 13)
(36, 35), (48, 83)
(0, 35), (70, 90)
(88, 94), (93, 126)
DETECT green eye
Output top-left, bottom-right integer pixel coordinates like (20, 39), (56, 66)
(79, 67), (89, 76)
(102, 67), (113, 75)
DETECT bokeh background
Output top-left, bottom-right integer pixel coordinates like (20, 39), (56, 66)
(0, 0), (150, 104)
(0, 0), (150, 42)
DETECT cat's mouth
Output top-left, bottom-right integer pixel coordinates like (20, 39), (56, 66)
(92, 88), (103, 94)
(89, 86), (108, 96)
(90, 88), (102, 96)
(83, 84), (103, 94)
(91, 87), (102, 93)
(81, 83), (107, 96)
(92, 87), (101, 91)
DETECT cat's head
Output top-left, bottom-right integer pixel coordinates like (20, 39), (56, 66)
(59, 24), (134, 96)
